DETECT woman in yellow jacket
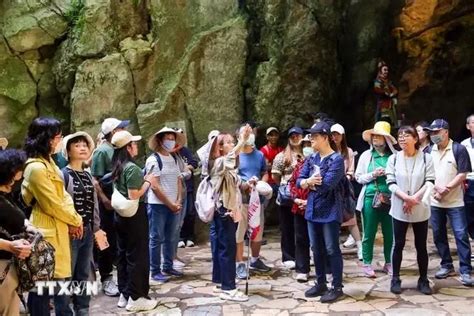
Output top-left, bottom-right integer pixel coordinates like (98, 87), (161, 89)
(22, 117), (83, 316)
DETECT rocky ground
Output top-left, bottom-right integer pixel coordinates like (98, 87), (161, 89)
(89, 227), (474, 315)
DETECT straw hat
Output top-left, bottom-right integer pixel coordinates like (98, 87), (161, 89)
(62, 131), (95, 160)
(112, 131), (142, 149)
(362, 121), (397, 144)
(148, 127), (187, 152)
(0, 138), (8, 150)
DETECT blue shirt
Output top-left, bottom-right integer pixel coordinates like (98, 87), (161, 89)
(238, 149), (267, 182)
(297, 152), (345, 223)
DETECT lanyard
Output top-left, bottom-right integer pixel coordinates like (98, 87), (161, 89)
(403, 153), (418, 195)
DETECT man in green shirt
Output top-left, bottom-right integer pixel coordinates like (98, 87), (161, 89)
(91, 118), (129, 297)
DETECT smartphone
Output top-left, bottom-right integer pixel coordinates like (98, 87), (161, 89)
(94, 231), (109, 251)
(147, 165), (155, 175)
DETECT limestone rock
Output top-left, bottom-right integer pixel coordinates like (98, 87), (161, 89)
(3, 1), (68, 52)
(70, 53), (136, 136)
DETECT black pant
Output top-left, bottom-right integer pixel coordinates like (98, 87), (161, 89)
(465, 181), (474, 240)
(279, 204), (295, 262)
(98, 201), (117, 282)
(294, 213), (310, 273)
(115, 203), (150, 300)
(180, 191), (196, 241)
(392, 218), (429, 279)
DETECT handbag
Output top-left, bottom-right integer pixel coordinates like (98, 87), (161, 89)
(370, 155), (391, 212)
(0, 227), (55, 292)
(276, 182), (293, 206)
(111, 186), (139, 217)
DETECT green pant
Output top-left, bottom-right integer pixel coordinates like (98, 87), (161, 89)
(361, 196), (393, 265)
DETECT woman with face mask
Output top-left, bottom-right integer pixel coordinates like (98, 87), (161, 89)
(287, 134), (312, 282)
(22, 117), (83, 315)
(355, 121), (397, 278)
(145, 127), (185, 284)
(271, 127), (304, 271)
(331, 124), (362, 260)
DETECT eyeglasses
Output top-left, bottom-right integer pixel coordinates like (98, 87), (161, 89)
(397, 133), (413, 139)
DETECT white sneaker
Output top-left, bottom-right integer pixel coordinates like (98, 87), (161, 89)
(213, 285), (223, 293)
(343, 235), (356, 248)
(219, 289), (249, 302)
(186, 240), (195, 247)
(295, 273), (309, 282)
(178, 241), (186, 248)
(282, 260), (296, 269)
(125, 297), (158, 312)
(117, 294), (127, 308)
(173, 259), (185, 270)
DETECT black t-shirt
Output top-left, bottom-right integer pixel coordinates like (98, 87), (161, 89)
(66, 169), (95, 226)
(0, 193), (26, 260)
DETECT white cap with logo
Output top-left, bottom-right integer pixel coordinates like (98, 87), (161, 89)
(101, 118), (130, 135)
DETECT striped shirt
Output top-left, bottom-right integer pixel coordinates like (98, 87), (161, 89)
(146, 153), (180, 204)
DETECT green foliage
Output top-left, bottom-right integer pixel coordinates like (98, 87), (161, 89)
(132, 0), (142, 7)
(64, 0), (86, 34)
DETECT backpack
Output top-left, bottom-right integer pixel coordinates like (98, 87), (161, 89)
(0, 227), (55, 292)
(194, 176), (218, 223)
(143, 152), (178, 175)
(327, 154), (356, 222)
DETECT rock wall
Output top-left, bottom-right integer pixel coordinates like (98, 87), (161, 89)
(1, 0), (474, 148)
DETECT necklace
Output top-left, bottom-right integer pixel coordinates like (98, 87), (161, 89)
(403, 152), (418, 195)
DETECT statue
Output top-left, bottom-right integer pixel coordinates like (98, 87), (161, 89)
(374, 61), (399, 127)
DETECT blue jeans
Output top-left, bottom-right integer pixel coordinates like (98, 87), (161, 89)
(28, 278), (73, 316)
(431, 206), (472, 274)
(210, 207), (237, 290)
(307, 220), (343, 288)
(148, 203), (180, 273)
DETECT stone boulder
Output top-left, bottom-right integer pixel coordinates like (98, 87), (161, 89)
(70, 53), (136, 137)
(2, 1), (68, 52)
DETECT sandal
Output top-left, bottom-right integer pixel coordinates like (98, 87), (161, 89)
(219, 289), (249, 302)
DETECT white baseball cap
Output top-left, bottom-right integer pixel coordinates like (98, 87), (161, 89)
(330, 123), (345, 135)
(101, 118), (130, 135)
(111, 131), (142, 149)
(266, 127), (279, 135)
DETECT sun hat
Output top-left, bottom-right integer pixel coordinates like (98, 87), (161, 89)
(101, 118), (130, 135)
(148, 126), (186, 152)
(330, 123), (345, 135)
(362, 121), (397, 144)
(62, 131), (95, 160)
(266, 127), (279, 135)
(0, 138), (8, 150)
(111, 131), (142, 149)
(423, 119), (449, 132)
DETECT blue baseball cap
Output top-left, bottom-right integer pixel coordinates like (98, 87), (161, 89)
(288, 127), (303, 136)
(306, 121), (331, 135)
(423, 119), (449, 132)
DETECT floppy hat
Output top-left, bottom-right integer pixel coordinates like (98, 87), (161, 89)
(266, 127), (279, 135)
(112, 131), (142, 149)
(197, 133), (220, 177)
(62, 131), (95, 160)
(330, 123), (345, 135)
(306, 121), (331, 135)
(0, 138), (8, 150)
(362, 121), (397, 144)
(101, 118), (130, 135)
(148, 126), (186, 152)
(423, 119), (449, 132)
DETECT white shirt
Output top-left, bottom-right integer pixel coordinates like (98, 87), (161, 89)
(145, 153), (180, 204)
(385, 150), (435, 222)
(461, 137), (474, 181)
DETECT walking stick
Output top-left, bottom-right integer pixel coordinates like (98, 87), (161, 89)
(245, 230), (251, 296)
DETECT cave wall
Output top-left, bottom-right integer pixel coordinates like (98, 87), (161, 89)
(1, 0), (473, 149)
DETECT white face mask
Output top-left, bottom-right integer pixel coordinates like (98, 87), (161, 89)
(303, 147), (313, 157)
(162, 139), (176, 152)
(246, 134), (255, 146)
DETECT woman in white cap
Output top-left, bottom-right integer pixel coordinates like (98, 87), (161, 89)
(203, 124), (251, 302)
(272, 127), (304, 270)
(355, 121), (397, 278)
(111, 131), (157, 312)
(330, 123), (362, 260)
(59, 131), (107, 315)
